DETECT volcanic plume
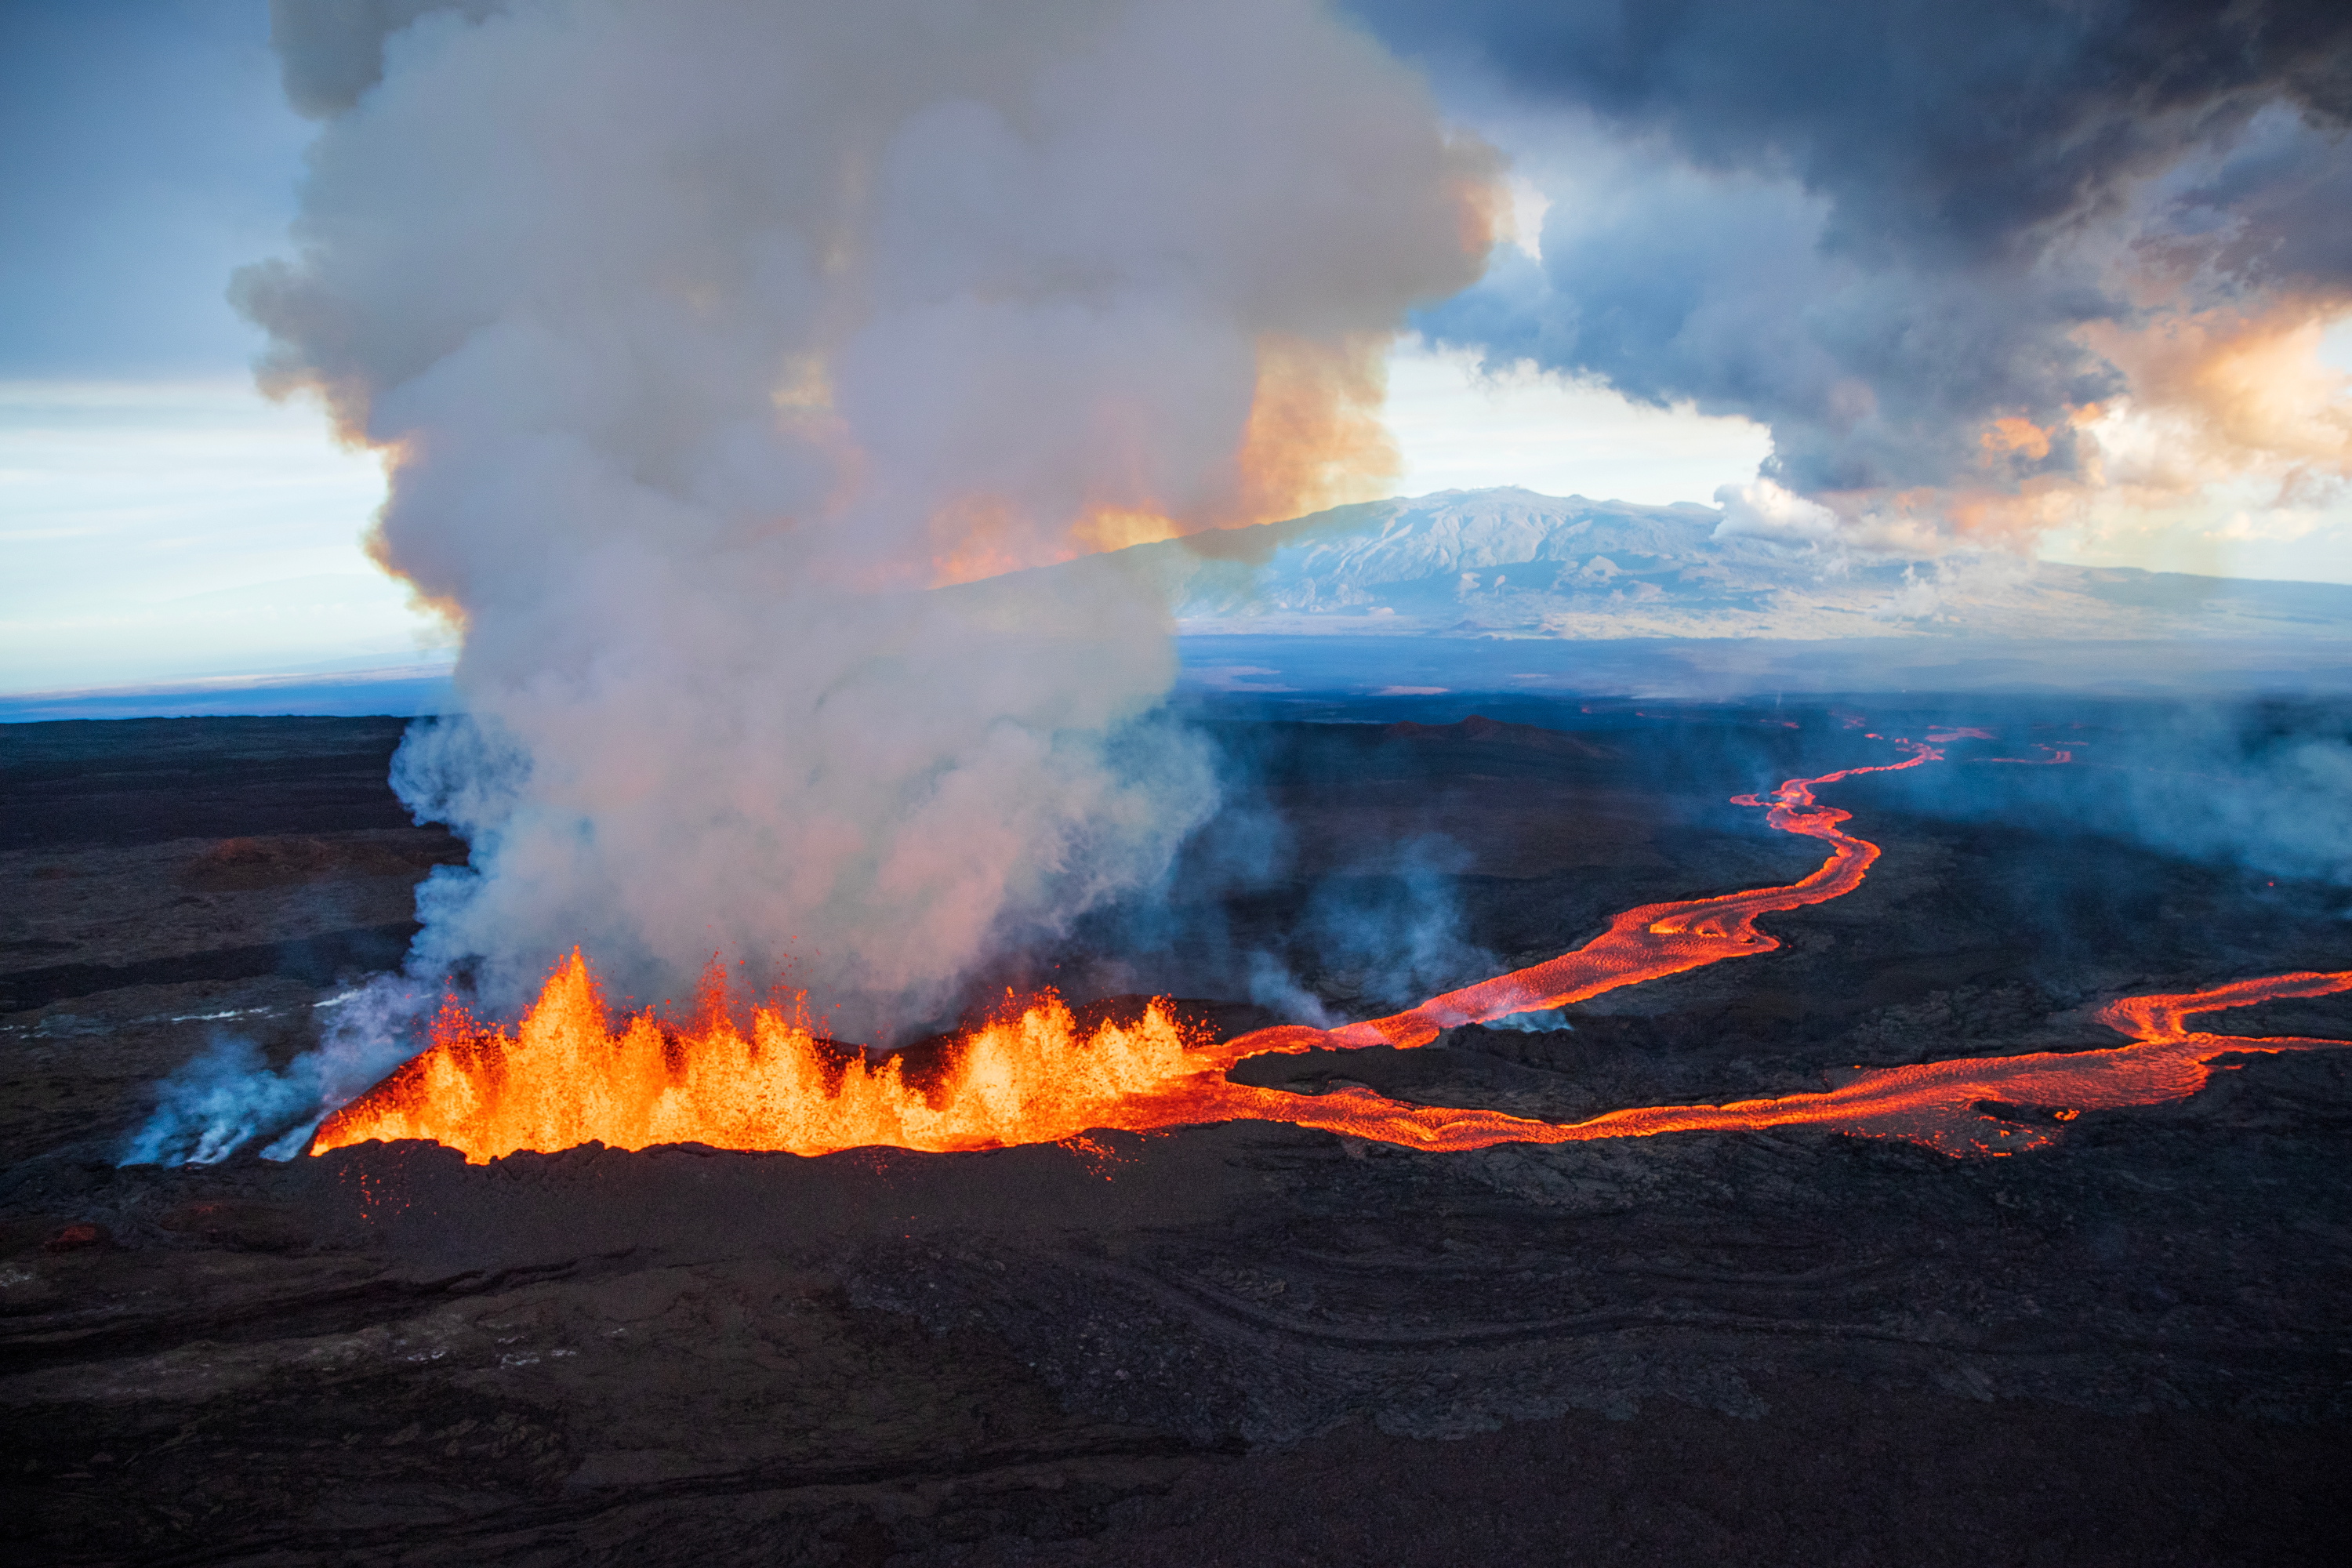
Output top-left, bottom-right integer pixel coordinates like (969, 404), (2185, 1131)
(238, 0), (1497, 1040)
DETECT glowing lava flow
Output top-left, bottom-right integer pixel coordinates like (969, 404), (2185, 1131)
(311, 742), (2350, 1163)
(1138, 968), (2352, 1157)
(1186, 744), (1943, 1071)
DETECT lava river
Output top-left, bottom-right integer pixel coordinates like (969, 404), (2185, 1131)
(312, 741), (2352, 1163)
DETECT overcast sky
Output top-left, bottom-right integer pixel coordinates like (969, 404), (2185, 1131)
(5, 0), (2348, 696)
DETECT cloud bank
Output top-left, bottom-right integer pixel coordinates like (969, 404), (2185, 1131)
(1355, 0), (2352, 547)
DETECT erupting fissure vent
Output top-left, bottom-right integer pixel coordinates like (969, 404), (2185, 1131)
(311, 741), (2351, 1163)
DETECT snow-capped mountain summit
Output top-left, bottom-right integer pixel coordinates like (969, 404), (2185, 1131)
(1080, 488), (2352, 643)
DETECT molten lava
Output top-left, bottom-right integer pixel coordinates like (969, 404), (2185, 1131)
(312, 741), (2350, 1164)
(313, 981), (1201, 1160)
(1161, 967), (2352, 1158)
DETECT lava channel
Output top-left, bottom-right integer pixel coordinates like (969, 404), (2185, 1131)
(311, 741), (2350, 1163)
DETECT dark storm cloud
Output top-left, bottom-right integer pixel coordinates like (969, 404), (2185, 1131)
(1357, 0), (2350, 264)
(1352, 0), (2352, 507)
(2167, 107), (2352, 292)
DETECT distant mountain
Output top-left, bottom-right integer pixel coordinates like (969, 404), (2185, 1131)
(1051, 488), (2352, 643)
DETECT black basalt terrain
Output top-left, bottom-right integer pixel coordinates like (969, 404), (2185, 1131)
(2, 707), (2347, 1566)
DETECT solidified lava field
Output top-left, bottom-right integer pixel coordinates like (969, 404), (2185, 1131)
(3, 702), (2350, 1566)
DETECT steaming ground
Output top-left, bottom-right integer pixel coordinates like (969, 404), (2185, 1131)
(5, 702), (2351, 1565)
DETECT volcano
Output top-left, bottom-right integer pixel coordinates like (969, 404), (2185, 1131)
(991, 487), (2352, 644)
(310, 735), (2350, 1167)
(4, 699), (2350, 1566)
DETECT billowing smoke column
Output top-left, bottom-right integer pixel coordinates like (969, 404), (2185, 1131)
(240, 0), (1496, 1037)
(1353, 0), (2352, 548)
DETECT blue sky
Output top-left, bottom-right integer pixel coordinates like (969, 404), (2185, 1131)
(1, 2), (429, 694)
(5, 0), (2349, 699)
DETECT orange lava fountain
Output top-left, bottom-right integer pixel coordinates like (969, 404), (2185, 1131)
(312, 742), (2350, 1163)
(313, 978), (1203, 1160)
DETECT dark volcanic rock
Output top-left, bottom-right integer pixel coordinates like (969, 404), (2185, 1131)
(0, 922), (423, 1013)
(39, 1221), (107, 1254)
(3, 705), (2350, 1566)
(0, 717), (434, 851)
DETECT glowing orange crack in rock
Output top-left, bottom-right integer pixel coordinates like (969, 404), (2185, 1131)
(311, 742), (2351, 1163)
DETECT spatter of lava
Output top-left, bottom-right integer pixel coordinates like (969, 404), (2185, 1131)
(312, 742), (2351, 1163)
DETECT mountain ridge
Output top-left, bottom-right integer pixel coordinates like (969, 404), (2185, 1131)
(1014, 487), (2352, 644)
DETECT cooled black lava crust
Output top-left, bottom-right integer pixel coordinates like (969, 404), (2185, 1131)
(3, 705), (2347, 1567)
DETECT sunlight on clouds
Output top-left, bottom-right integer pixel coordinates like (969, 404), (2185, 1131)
(1385, 320), (2352, 584)
(1502, 176), (1550, 261)
(2321, 316), (2352, 376)
(2040, 474), (2352, 585)
(2038, 307), (2352, 585)
(0, 381), (443, 692)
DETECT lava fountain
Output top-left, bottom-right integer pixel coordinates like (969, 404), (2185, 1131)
(313, 741), (2350, 1163)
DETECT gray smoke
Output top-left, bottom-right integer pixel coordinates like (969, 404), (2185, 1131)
(121, 978), (437, 1166)
(236, 0), (1496, 1040)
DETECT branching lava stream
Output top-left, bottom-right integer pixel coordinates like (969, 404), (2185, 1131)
(312, 742), (2350, 1163)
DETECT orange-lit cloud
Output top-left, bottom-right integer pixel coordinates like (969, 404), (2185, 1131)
(2079, 297), (2352, 497)
(1793, 301), (2352, 560)
(920, 336), (1403, 583)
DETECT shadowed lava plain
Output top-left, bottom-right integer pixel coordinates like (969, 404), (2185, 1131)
(2, 708), (2348, 1566)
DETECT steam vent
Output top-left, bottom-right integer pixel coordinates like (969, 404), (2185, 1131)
(10, 2), (2352, 1564)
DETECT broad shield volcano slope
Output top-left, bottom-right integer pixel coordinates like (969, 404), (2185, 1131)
(996, 487), (2352, 644)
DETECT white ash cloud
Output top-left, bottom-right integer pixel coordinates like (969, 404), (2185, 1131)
(240, 0), (1494, 1039)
